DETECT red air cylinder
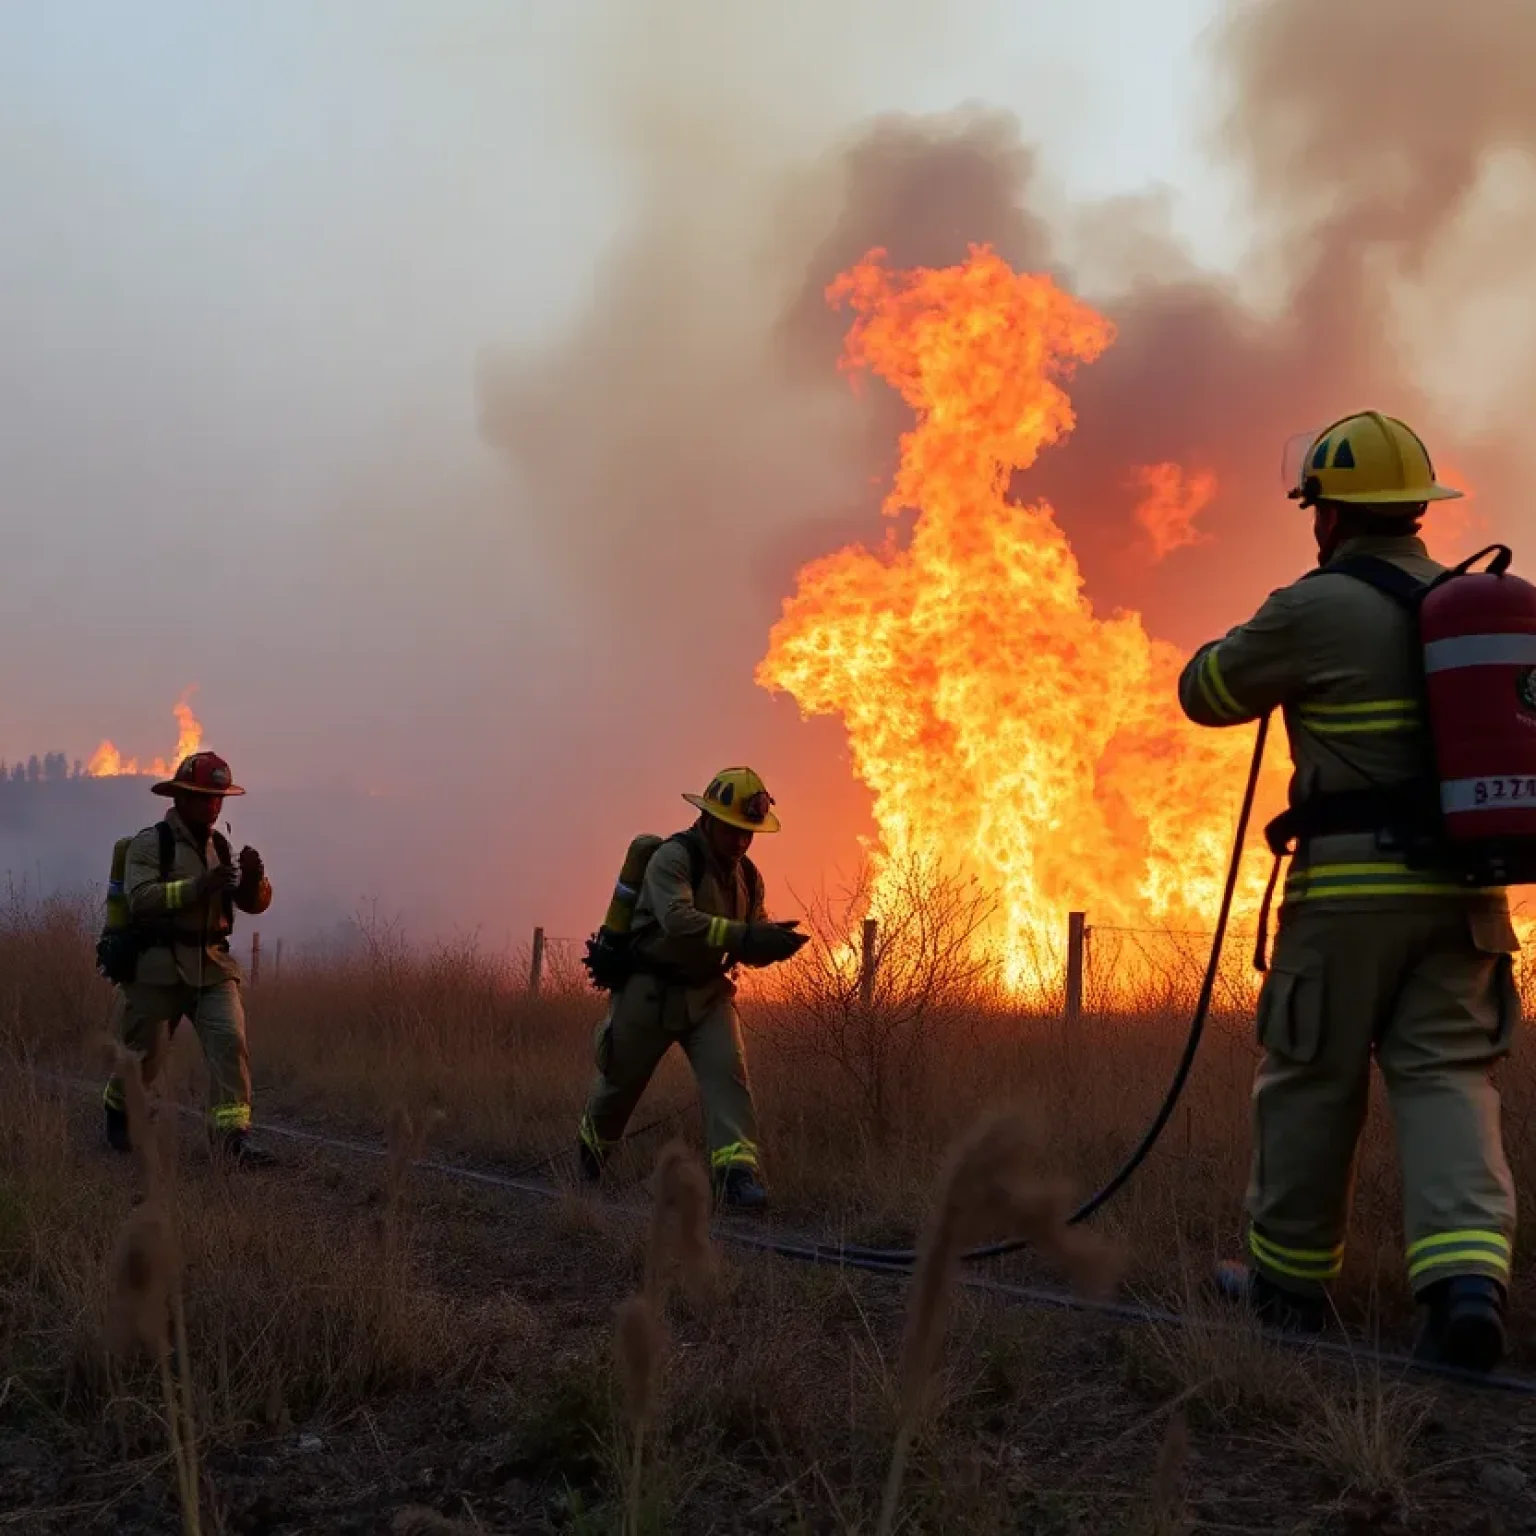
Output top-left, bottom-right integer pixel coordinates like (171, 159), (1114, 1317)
(1422, 567), (1536, 844)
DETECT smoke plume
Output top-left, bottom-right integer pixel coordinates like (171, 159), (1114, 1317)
(476, 0), (1536, 907)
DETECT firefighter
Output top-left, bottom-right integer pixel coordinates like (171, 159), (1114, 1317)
(102, 751), (277, 1167)
(1178, 410), (1518, 1372)
(577, 767), (807, 1209)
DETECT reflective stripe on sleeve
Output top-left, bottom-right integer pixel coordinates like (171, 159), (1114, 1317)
(1196, 648), (1248, 722)
(1295, 698), (1422, 735)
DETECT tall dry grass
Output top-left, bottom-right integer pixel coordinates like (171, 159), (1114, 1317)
(2, 878), (1534, 1529)
(4, 881), (1533, 1349)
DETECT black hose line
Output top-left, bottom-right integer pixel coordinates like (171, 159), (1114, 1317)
(27, 1058), (1535, 1397)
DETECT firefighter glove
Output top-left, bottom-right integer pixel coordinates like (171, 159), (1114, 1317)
(238, 845), (265, 884)
(198, 862), (239, 900)
(737, 920), (808, 966)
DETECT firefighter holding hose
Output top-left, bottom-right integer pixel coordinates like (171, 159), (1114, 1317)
(100, 751), (277, 1167)
(577, 767), (807, 1209)
(1178, 411), (1518, 1372)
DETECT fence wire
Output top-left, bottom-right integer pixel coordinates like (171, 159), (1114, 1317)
(516, 915), (1536, 1020)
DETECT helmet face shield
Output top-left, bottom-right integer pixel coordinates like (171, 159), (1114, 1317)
(1281, 427), (1326, 499)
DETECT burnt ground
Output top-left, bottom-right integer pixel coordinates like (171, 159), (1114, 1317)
(4, 1090), (1536, 1536)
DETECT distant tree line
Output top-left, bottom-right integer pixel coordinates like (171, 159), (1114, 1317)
(0, 753), (86, 786)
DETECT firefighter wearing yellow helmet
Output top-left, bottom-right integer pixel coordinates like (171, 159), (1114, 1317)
(1178, 411), (1518, 1371)
(577, 767), (806, 1209)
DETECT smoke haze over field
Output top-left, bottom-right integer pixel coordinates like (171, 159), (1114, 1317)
(3, 0), (1535, 947)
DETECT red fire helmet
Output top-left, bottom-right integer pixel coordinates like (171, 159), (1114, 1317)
(151, 751), (245, 799)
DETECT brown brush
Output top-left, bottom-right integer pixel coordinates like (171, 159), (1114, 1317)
(108, 1049), (202, 1536)
(612, 1140), (716, 1536)
(114, 1045), (162, 1196)
(614, 1293), (667, 1536)
(643, 1138), (715, 1307)
(381, 1105), (445, 1264)
(877, 1106), (1123, 1536)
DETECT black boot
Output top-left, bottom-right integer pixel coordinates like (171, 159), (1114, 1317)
(212, 1130), (279, 1169)
(104, 1103), (132, 1154)
(1413, 1276), (1506, 1374)
(717, 1166), (768, 1212)
(1213, 1260), (1327, 1334)
(578, 1142), (604, 1184)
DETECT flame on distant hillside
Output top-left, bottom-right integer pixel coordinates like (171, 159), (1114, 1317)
(87, 690), (202, 778)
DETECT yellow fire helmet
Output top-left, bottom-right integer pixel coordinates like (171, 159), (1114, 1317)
(1282, 411), (1463, 510)
(683, 767), (781, 833)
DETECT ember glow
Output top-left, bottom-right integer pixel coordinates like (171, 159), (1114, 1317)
(757, 247), (1284, 991)
(87, 690), (203, 779)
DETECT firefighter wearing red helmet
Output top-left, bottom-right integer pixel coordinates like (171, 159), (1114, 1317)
(101, 751), (277, 1167)
(577, 767), (807, 1209)
(1178, 412), (1517, 1372)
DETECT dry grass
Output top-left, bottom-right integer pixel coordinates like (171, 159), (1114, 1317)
(878, 1106), (1122, 1535)
(2, 886), (1533, 1531)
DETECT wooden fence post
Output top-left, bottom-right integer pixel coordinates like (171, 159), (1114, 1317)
(1065, 911), (1086, 1024)
(859, 918), (878, 1008)
(529, 926), (546, 997)
(250, 931), (261, 989)
(273, 938), (283, 986)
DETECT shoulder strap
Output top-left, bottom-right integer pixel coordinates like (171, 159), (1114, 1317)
(660, 835), (706, 897)
(1316, 554), (1428, 612)
(156, 821), (175, 881)
(667, 830), (759, 912)
(663, 830), (706, 893)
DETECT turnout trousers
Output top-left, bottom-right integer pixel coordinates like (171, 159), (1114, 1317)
(579, 972), (761, 1176)
(103, 978), (253, 1134)
(1247, 903), (1519, 1297)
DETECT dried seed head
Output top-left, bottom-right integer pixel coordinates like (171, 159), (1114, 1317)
(386, 1105), (445, 1196)
(108, 1202), (175, 1359)
(113, 1047), (162, 1195)
(646, 1140), (715, 1303)
(897, 1107), (1122, 1417)
(613, 1293), (666, 1431)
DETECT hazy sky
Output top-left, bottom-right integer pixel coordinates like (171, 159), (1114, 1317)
(4, 1), (1531, 945)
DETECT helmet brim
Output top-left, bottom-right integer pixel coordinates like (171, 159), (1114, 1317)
(151, 781), (245, 797)
(1290, 484), (1463, 506)
(682, 792), (780, 833)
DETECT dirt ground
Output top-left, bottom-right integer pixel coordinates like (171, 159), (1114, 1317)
(5, 1086), (1536, 1536)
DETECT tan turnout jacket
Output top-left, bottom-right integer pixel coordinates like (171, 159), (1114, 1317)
(1177, 532), (1514, 940)
(125, 809), (273, 986)
(629, 824), (768, 989)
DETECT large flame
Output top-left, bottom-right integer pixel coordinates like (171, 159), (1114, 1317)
(87, 689), (203, 779)
(757, 247), (1283, 991)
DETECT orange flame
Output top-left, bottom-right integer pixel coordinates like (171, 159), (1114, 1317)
(1132, 461), (1217, 560)
(757, 247), (1282, 992)
(87, 689), (203, 779)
